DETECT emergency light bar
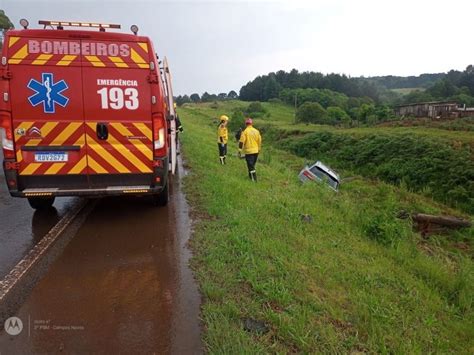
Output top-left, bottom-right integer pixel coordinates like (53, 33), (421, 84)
(38, 20), (121, 30)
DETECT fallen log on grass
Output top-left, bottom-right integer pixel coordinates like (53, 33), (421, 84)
(411, 213), (471, 236)
(412, 214), (472, 228)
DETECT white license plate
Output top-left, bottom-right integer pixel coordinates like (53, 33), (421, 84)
(35, 152), (68, 162)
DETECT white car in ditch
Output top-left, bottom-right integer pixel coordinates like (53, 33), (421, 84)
(298, 161), (341, 191)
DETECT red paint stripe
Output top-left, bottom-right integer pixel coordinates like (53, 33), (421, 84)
(41, 121), (84, 146)
(62, 125), (86, 146)
(33, 161), (54, 175)
(125, 124), (153, 144)
(107, 124), (152, 165)
(130, 43), (149, 62)
(21, 123), (87, 175)
(35, 122), (68, 146)
(6, 40), (25, 57)
(57, 150), (86, 175)
(86, 148), (120, 174)
(85, 126), (139, 173)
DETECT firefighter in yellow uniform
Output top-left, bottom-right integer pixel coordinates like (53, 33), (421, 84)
(238, 118), (262, 181)
(217, 115), (229, 164)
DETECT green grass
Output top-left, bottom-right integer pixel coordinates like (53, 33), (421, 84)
(179, 102), (473, 353)
(196, 100), (474, 143)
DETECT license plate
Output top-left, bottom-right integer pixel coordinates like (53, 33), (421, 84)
(35, 152), (68, 162)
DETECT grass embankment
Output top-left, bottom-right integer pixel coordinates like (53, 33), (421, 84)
(232, 101), (473, 213)
(274, 131), (473, 214)
(179, 102), (473, 353)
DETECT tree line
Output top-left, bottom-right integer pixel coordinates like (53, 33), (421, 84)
(396, 66), (474, 106)
(175, 66), (474, 126)
(239, 69), (381, 102)
(175, 90), (238, 106)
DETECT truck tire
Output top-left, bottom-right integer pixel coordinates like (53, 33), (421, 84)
(153, 183), (169, 207)
(28, 197), (55, 210)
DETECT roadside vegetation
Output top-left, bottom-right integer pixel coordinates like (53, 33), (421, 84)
(179, 101), (473, 353)
(177, 65), (474, 129)
(275, 131), (473, 214)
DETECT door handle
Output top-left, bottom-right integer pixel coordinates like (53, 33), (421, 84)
(96, 122), (109, 140)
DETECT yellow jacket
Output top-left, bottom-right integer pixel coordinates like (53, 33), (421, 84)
(217, 124), (228, 144)
(239, 125), (261, 154)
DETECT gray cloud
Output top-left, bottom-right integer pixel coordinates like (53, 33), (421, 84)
(3, 0), (473, 95)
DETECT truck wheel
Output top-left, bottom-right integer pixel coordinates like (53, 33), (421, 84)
(153, 183), (169, 207)
(28, 197), (55, 210)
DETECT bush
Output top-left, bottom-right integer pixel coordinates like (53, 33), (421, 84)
(362, 213), (406, 246)
(280, 132), (474, 213)
(326, 106), (350, 124)
(245, 102), (267, 117)
(268, 98), (282, 104)
(228, 109), (245, 138)
(279, 88), (349, 109)
(296, 102), (327, 124)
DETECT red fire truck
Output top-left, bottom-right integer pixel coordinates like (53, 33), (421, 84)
(0, 19), (178, 209)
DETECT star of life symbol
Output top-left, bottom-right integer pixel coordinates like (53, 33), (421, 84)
(27, 73), (69, 114)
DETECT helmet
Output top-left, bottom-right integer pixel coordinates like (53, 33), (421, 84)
(220, 115), (229, 121)
(245, 118), (253, 125)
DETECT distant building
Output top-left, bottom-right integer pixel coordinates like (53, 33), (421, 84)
(394, 101), (473, 119)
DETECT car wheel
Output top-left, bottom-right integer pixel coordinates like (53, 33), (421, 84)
(153, 183), (169, 207)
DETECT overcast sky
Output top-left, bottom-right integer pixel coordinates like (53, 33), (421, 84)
(2, 0), (473, 95)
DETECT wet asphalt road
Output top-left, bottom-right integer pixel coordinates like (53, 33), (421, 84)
(0, 151), (81, 279)
(0, 154), (202, 353)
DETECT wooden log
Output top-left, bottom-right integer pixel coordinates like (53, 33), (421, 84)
(412, 213), (472, 228)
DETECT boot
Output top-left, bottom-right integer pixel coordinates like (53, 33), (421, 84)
(223, 155), (226, 165)
(219, 157), (224, 165)
(250, 170), (257, 182)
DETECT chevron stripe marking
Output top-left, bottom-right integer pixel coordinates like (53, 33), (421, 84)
(68, 155), (88, 174)
(8, 36), (20, 47)
(106, 132), (152, 173)
(130, 48), (149, 69)
(87, 155), (108, 174)
(112, 123), (152, 160)
(138, 42), (148, 53)
(44, 162), (66, 175)
(108, 56), (129, 68)
(21, 163), (42, 175)
(133, 123), (153, 141)
(85, 55), (106, 67)
(86, 134), (130, 173)
(50, 122), (82, 146)
(32, 54), (53, 65)
(8, 44), (28, 64)
(57, 55), (77, 66)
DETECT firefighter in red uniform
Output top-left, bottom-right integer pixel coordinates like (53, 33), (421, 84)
(238, 118), (262, 181)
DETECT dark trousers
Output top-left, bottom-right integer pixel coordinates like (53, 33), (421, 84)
(218, 143), (227, 157)
(245, 153), (258, 173)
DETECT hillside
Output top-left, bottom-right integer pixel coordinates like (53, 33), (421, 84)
(179, 101), (473, 353)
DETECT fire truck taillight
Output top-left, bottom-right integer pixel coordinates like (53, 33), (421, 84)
(0, 112), (14, 159)
(152, 114), (166, 155)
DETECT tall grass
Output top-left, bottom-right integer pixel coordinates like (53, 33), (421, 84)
(179, 103), (473, 353)
(273, 130), (474, 213)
